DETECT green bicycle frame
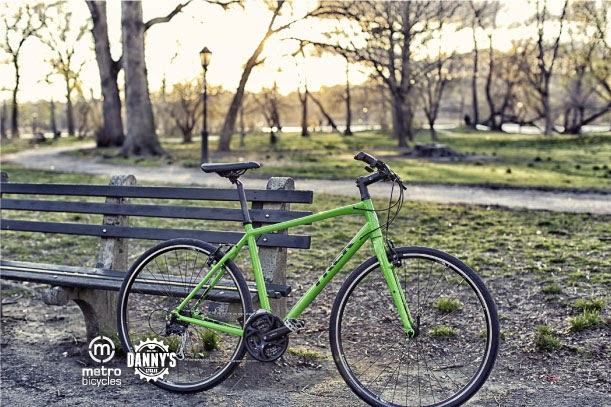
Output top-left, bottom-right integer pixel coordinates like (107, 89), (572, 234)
(172, 198), (415, 337)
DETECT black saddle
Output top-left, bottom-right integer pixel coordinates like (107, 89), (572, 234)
(201, 161), (260, 181)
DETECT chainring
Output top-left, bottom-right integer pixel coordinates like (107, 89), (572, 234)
(244, 310), (289, 362)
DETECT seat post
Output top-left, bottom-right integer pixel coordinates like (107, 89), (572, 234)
(234, 179), (252, 224)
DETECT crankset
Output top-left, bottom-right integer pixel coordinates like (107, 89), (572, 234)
(244, 310), (290, 362)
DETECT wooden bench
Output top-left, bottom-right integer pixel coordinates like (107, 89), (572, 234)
(0, 172), (313, 341)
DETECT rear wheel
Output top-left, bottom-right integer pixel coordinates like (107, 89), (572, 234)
(330, 246), (499, 407)
(117, 238), (253, 393)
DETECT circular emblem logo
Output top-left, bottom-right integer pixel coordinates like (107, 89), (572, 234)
(88, 335), (115, 363)
(128, 338), (176, 382)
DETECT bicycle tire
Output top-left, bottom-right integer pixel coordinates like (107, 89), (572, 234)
(330, 246), (499, 407)
(117, 238), (253, 393)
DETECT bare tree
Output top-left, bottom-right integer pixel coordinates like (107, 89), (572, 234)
(165, 80), (203, 143)
(307, 89), (340, 133)
(86, 1), (124, 147)
(419, 55), (454, 142)
(559, 1), (611, 134)
(521, 0), (569, 135)
(217, 1), (335, 151)
(255, 82), (282, 145)
(306, 1), (461, 147)
(86, 0), (208, 155)
(1, 3), (45, 137)
(119, 1), (200, 156)
(39, 3), (89, 137)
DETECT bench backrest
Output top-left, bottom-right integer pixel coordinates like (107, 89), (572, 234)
(0, 180), (313, 249)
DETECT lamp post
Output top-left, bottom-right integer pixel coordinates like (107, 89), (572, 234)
(199, 46), (212, 163)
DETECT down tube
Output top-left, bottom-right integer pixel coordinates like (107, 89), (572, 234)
(285, 224), (371, 320)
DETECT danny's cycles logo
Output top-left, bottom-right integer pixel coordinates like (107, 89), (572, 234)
(127, 338), (177, 382)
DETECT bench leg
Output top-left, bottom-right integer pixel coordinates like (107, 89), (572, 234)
(256, 177), (294, 317)
(42, 287), (116, 342)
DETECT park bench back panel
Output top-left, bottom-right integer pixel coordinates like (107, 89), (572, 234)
(0, 181), (313, 249)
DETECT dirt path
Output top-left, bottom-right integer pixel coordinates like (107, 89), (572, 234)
(2, 145), (609, 214)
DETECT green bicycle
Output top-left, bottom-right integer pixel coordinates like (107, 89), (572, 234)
(117, 152), (500, 407)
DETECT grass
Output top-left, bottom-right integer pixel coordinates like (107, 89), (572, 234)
(569, 310), (602, 332)
(534, 325), (562, 351)
(429, 326), (458, 338)
(435, 298), (463, 313)
(573, 298), (605, 312)
(0, 136), (90, 155)
(16, 128), (610, 190)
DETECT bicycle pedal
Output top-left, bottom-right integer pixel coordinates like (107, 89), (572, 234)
(284, 318), (305, 333)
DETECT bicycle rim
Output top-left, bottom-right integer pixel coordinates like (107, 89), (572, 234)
(330, 246), (499, 407)
(117, 238), (252, 393)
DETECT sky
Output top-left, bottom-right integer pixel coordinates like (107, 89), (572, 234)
(1, 0), (605, 103)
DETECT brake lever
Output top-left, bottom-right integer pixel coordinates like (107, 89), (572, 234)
(365, 165), (374, 173)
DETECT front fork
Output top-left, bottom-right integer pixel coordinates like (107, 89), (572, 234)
(364, 209), (416, 337)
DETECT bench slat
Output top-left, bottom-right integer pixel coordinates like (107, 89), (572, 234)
(0, 260), (291, 300)
(0, 183), (313, 204)
(0, 198), (312, 223)
(1, 219), (311, 249)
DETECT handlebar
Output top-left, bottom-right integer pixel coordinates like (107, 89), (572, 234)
(354, 151), (407, 191)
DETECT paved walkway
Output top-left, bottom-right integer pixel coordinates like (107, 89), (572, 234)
(2, 145), (609, 214)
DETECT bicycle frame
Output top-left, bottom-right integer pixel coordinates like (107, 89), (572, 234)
(171, 198), (415, 337)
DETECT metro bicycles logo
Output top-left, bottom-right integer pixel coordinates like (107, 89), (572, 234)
(82, 335), (122, 387)
(88, 335), (115, 363)
(127, 338), (177, 382)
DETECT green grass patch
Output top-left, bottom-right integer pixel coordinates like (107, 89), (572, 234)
(534, 325), (562, 351)
(287, 347), (326, 360)
(573, 298), (605, 312)
(569, 310), (603, 332)
(435, 298), (463, 313)
(429, 326), (458, 338)
(541, 283), (563, 295)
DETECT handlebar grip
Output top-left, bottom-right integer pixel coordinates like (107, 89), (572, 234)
(354, 152), (378, 166)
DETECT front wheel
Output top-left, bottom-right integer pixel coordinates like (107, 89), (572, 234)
(330, 246), (499, 407)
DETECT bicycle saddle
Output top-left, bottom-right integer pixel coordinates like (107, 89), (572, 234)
(201, 161), (261, 180)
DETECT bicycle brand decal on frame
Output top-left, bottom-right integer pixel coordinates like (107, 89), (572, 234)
(127, 338), (177, 382)
(82, 335), (122, 387)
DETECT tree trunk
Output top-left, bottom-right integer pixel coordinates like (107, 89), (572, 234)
(218, 59), (254, 151)
(217, 2), (284, 152)
(1, 101), (7, 139)
(344, 62), (352, 136)
(543, 73), (553, 136)
(471, 29), (480, 128)
(299, 86), (309, 137)
(391, 94), (409, 148)
(428, 118), (437, 143)
(307, 90), (339, 133)
(11, 57), (20, 138)
(87, 1), (125, 148)
(120, 1), (165, 157)
(485, 36), (500, 130)
(50, 100), (59, 138)
(66, 81), (75, 136)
